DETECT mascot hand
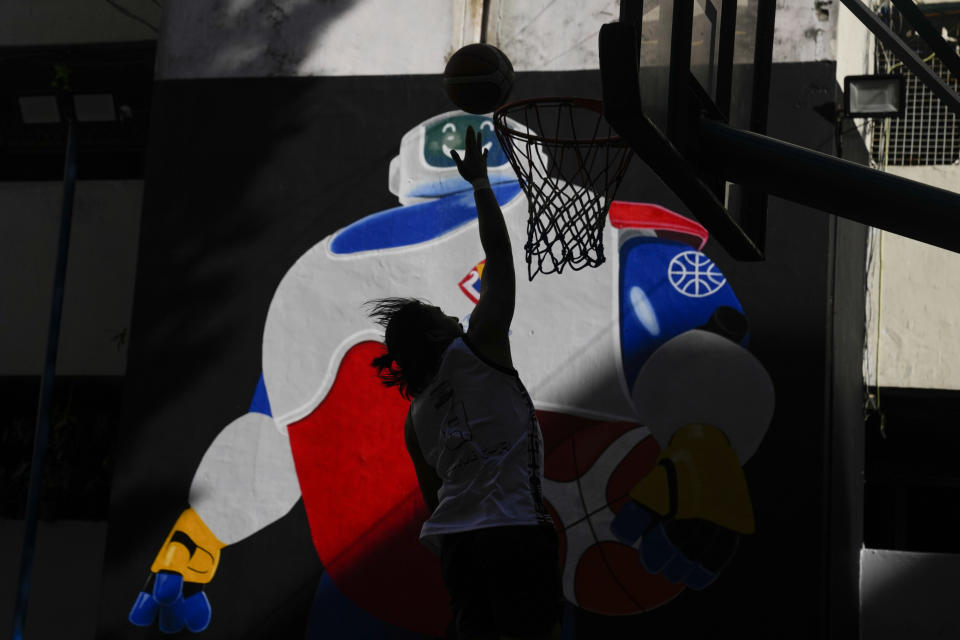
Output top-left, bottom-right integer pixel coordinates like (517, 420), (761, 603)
(610, 423), (754, 590)
(129, 508), (225, 633)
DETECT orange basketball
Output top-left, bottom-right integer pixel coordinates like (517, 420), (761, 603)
(443, 43), (515, 114)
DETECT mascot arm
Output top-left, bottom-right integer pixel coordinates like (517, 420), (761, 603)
(130, 412), (301, 632)
(611, 423), (755, 590)
(612, 329), (774, 590)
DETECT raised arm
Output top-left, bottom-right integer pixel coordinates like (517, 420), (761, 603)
(450, 126), (515, 369)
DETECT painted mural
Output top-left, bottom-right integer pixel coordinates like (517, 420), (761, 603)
(127, 110), (775, 637)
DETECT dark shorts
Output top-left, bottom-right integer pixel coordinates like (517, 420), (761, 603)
(440, 524), (563, 637)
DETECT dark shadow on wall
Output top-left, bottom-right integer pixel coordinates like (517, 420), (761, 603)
(556, 60), (853, 637)
(865, 387), (960, 554)
(97, 69), (456, 637)
(0, 377), (124, 520)
(100, 4), (369, 631)
(556, 215), (832, 636)
(101, 66), (597, 639)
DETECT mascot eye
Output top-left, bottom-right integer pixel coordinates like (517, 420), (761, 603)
(442, 122), (456, 134)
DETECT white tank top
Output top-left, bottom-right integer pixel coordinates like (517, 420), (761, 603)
(410, 336), (552, 553)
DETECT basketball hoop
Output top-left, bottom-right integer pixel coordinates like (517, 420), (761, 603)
(493, 97), (632, 279)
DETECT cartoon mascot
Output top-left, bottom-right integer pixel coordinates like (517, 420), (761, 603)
(130, 111), (774, 636)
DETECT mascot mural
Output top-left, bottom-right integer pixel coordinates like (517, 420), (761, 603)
(129, 111), (775, 637)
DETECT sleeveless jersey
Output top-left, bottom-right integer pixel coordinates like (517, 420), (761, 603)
(410, 336), (552, 553)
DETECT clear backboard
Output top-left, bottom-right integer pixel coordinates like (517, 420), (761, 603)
(602, 0), (776, 259)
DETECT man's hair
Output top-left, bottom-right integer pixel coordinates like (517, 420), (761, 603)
(367, 297), (453, 398)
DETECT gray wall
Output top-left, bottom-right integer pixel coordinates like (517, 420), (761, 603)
(0, 519), (108, 639)
(862, 549), (960, 639)
(0, 181), (142, 376)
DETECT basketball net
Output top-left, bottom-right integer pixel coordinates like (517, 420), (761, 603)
(494, 98), (633, 279)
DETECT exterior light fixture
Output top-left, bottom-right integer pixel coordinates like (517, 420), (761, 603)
(17, 95), (60, 124)
(843, 75), (906, 118)
(73, 93), (117, 122)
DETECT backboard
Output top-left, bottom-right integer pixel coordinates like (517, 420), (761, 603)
(601, 0), (776, 260)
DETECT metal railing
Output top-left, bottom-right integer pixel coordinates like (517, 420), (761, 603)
(873, 47), (960, 166)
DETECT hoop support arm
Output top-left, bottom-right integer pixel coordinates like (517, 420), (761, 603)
(600, 22), (764, 262)
(697, 116), (960, 253)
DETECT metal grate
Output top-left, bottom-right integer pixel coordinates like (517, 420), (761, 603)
(872, 45), (960, 166)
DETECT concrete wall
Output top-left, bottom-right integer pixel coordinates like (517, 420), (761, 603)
(485, 0), (617, 71)
(0, 519), (107, 640)
(0, 10), (147, 640)
(835, 4), (960, 639)
(94, 0), (870, 633)
(776, 0), (839, 63)
(0, 0), (150, 377)
(853, 0), (960, 390)
(155, 0), (851, 80)
(864, 166), (960, 390)
(10, 0), (941, 638)
(861, 548), (960, 639)
(0, 0), (160, 45)
(0, 181), (141, 376)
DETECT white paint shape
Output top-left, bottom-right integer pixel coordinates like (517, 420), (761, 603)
(629, 285), (661, 336)
(190, 412), (302, 545)
(667, 251), (727, 298)
(542, 426), (652, 607)
(632, 330), (774, 464)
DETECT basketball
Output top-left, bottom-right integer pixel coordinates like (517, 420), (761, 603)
(443, 43), (515, 114)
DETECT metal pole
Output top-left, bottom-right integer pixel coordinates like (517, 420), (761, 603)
(698, 116), (960, 253)
(889, 0), (960, 83)
(10, 115), (78, 640)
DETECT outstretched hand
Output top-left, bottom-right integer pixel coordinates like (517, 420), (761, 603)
(450, 126), (489, 183)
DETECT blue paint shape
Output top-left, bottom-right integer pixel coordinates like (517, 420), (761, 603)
(153, 571), (183, 606)
(639, 523), (677, 573)
(610, 499), (653, 545)
(619, 237), (745, 390)
(684, 564), (718, 590)
(128, 591), (158, 627)
(249, 374), (272, 417)
(661, 551), (697, 583)
(182, 592), (212, 633)
(330, 183), (522, 254)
